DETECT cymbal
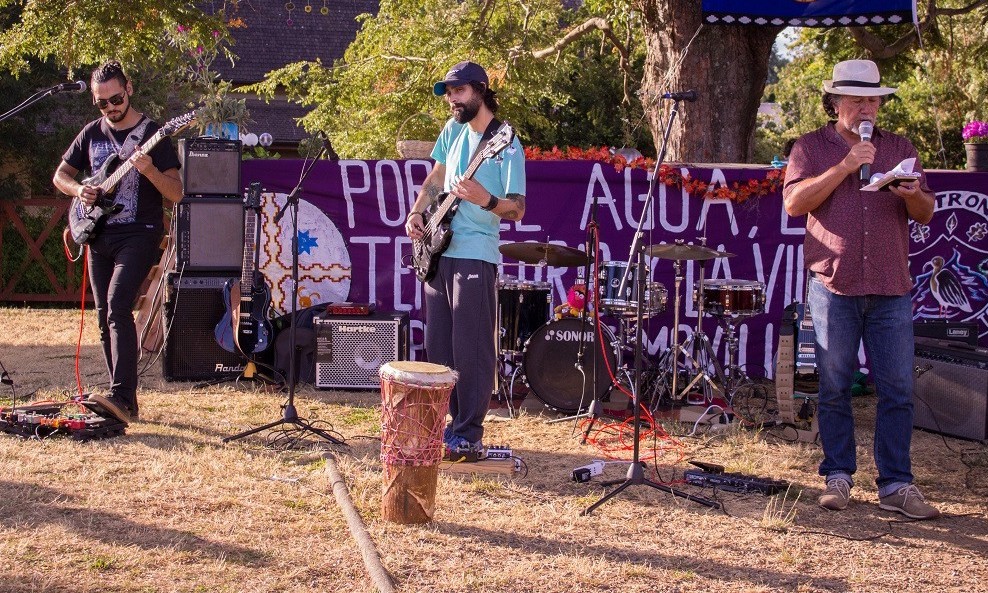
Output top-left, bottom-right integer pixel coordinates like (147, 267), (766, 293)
(499, 242), (589, 266)
(647, 242), (726, 261)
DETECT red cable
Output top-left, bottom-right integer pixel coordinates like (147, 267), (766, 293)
(74, 247), (89, 397)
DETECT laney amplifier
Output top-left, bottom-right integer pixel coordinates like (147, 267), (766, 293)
(176, 198), (245, 271)
(162, 273), (247, 381)
(913, 337), (988, 442)
(178, 137), (242, 198)
(314, 311), (409, 389)
(913, 320), (979, 346)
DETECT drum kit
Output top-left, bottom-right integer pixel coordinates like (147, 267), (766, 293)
(494, 239), (768, 417)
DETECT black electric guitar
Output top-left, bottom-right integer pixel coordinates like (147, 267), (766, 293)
(215, 182), (273, 355)
(411, 121), (515, 282)
(67, 111), (196, 244)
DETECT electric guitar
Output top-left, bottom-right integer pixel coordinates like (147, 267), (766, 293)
(411, 121), (515, 282)
(67, 111), (196, 244)
(214, 182), (273, 355)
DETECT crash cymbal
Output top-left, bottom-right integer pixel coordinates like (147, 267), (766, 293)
(647, 242), (722, 261)
(716, 250), (736, 259)
(499, 241), (589, 266)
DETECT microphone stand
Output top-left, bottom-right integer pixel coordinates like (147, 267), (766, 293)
(583, 99), (719, 514)
(223, 145), (343, 446)
(0, 85), (75, 123)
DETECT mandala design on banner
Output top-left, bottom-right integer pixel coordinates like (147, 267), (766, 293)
(912, 191), (988, 339)
(259, 192), (352, 316)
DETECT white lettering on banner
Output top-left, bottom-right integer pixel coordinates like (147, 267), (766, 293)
(697, 171), (739, 236)
(404, 160), (431, 208)
(763, 323), (776, 379)
(780, 206), (806, 236)
(338, 160), (369, 228)
(708, 244), (734, 280)
(394, 237), (420, 312)
(752, 242), (786, 311)
(409, 319), (426, 360)
(351, 236), (389, 303)
(375, 160), (405, 226)
(623, 167), (654, 230)
(501, 219), (542, 233)
(583, 164), (622, 230)
(658, 179), (690, 233)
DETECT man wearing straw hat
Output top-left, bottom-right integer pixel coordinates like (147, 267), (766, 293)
(405, 61), (526, 460)
(783, 59), (938, 519)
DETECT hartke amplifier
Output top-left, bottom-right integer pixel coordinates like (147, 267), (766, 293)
(314, 312), (409, 389)
(913, 337), (988, 442)
(162, 273), (247, 381)
(176, 198), (244, 271)
(178, 137), (242, 198)
(913, 320), (979, 346)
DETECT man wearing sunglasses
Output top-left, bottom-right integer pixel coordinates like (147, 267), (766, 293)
(53, 60), (183, 424)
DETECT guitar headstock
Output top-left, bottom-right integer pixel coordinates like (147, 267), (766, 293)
(244, 181), (262, 210)
(480, 122), (515, 160)
(163, 112), (197, 135)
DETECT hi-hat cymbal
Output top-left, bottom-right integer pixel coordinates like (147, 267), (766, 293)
(647, 242), (725, 261)
(499, 242), (589, 266)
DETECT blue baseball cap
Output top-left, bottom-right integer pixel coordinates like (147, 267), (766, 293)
(433, 61), (489, 96)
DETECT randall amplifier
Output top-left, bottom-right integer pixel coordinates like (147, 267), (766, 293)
(913, 337), (988, 442)
(176, 198), (245, 271)
(314, 311), (409, 389)
(913, 319), (979, 346)
(162, 272), (247, 381)
(178, 137), (242, 198)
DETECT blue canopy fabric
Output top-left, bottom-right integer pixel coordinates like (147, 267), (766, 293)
(702, 0), (915, 27)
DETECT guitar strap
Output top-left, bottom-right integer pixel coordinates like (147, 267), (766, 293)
(468, 117), (503, 164)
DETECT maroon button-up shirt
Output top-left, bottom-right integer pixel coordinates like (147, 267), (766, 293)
(783, 122), (931, 296)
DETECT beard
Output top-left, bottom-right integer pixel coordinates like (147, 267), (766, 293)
(452, 95), (482, 124)
(105, 102), (130, 124)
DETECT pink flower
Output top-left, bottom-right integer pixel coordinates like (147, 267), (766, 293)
(963, 120), (988, 143)
(176, 24), (186, 33)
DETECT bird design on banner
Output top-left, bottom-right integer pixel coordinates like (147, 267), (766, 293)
(924, 255), (973, 314)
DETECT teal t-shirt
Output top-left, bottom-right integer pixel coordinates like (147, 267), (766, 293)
(430, 118), (526, 265)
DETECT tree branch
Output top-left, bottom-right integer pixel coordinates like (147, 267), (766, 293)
(516, 17), (631, 74)
(849, 0), (988, 60)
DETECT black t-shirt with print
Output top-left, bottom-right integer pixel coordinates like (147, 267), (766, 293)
(62, 116), (181, 234)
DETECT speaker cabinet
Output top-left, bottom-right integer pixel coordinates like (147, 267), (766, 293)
(176, 198), (244, 271)
(162, 273), (247, 381)
(314, 312), (409, 389)
(913, 337), (988, 442)
(178, 137), (242, 198)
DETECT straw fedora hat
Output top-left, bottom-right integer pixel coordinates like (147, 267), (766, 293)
(822, 60), (897, 96)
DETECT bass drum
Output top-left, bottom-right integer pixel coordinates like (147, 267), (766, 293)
(522, 317), (617, 413)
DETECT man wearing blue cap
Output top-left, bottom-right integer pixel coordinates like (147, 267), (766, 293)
(405, 61), (526, 460)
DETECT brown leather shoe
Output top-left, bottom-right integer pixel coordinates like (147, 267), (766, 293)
(86, 394), (131, 425)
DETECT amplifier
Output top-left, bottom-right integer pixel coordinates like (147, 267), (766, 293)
(178, 137), (242, 198)
(176, 198), (244, 271)
(913, 320), (979, 346)
(912, 337), (988, 442)
(314, 312), (409, 389)
(162, 273), (247, 381)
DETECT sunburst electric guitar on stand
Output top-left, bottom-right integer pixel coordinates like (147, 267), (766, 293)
(411, 121), (514, 282)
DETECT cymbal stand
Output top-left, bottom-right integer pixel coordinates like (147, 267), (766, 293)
(715, 313), (751, 401)
(674, 261), (725, 404)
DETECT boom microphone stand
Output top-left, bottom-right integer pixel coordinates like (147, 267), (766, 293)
(583, 96), (719, 514)
(223, 146), (342, 446)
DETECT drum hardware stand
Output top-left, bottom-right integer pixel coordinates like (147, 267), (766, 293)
(224, 145), (343, 446)
(584, 98), (720, 514)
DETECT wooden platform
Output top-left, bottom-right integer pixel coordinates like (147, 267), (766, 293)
(438, 457), (519, 476)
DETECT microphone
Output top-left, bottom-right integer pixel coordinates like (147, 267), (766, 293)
(858, 120), (873, 182)
(660, 90), (698, 102)
(52, 81), (88, 93)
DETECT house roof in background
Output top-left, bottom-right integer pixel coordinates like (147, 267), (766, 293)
(244, 97), (310, 143)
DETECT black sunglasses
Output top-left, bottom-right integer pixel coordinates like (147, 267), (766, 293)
(94, 92), (126, 109)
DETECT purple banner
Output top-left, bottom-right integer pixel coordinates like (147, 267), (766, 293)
(242, 160), (988, 376)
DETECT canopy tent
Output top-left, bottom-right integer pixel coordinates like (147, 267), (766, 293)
(702, 0), (915, 27)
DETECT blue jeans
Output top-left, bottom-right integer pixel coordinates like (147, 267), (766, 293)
(808, 276), (915, 494)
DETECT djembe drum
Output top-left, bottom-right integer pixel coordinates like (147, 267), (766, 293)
(379, 360), (457, 524)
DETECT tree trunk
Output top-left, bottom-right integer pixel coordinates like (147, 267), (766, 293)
(637, 1), (782, 163)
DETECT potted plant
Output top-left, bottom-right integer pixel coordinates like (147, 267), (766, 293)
(196, 78), (250, 140)
(962, 120), (988, 172)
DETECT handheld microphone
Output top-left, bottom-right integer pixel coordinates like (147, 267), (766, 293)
(858, 120), (873, 183)
(660, 90), (698, 102)
(52, 81), (88, 93)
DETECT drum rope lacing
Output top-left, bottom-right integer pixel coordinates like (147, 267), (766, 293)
(379, 369), (457, 466)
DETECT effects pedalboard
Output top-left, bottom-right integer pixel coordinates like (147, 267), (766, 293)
(443, 444), (512, 463)
(683, 461), (789, 495)
(0, 399), (127, 441)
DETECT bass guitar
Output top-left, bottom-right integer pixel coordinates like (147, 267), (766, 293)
(215, 182), (273, 355)
(411, 121), (515, 282)
(67, 111), (196, 244)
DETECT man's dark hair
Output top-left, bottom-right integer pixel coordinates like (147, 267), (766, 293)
(822, 92), (888, 119)
(91, 60), (129, 87)
(469, 81), (499, 114)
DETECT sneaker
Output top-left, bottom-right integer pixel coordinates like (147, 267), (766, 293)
(443, 435), (484, 462)
(879, 484), (940, 520)
(818, 477), (851, 511)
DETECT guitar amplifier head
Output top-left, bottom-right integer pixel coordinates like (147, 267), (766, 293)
(178, 137), (242, 198)
(314, 312), (409, 389)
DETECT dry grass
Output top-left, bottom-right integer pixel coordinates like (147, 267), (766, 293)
(1, 307), (987, 592)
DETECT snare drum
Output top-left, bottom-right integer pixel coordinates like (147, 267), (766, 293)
(522, 318), (617, 413)
(599, 261), (667, 318)
(694, 279), (766, 317)
(498, 277), (551, 353)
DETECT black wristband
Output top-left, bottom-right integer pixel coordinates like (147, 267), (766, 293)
(406, 211), (424, 222)
(482, 193), (499, 211)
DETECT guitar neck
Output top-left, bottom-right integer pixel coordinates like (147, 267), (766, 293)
(431, 137), (497, 220)
(241, 208), (258, 288)
(100, 128), (167, 193)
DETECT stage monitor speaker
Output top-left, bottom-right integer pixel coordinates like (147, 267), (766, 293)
(913, 337), (988, 442)
(314, 312), (409, 389)
(176, 198), (244, 271)
(162, 273), (247, 381)
(178, 137), (242, 198)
